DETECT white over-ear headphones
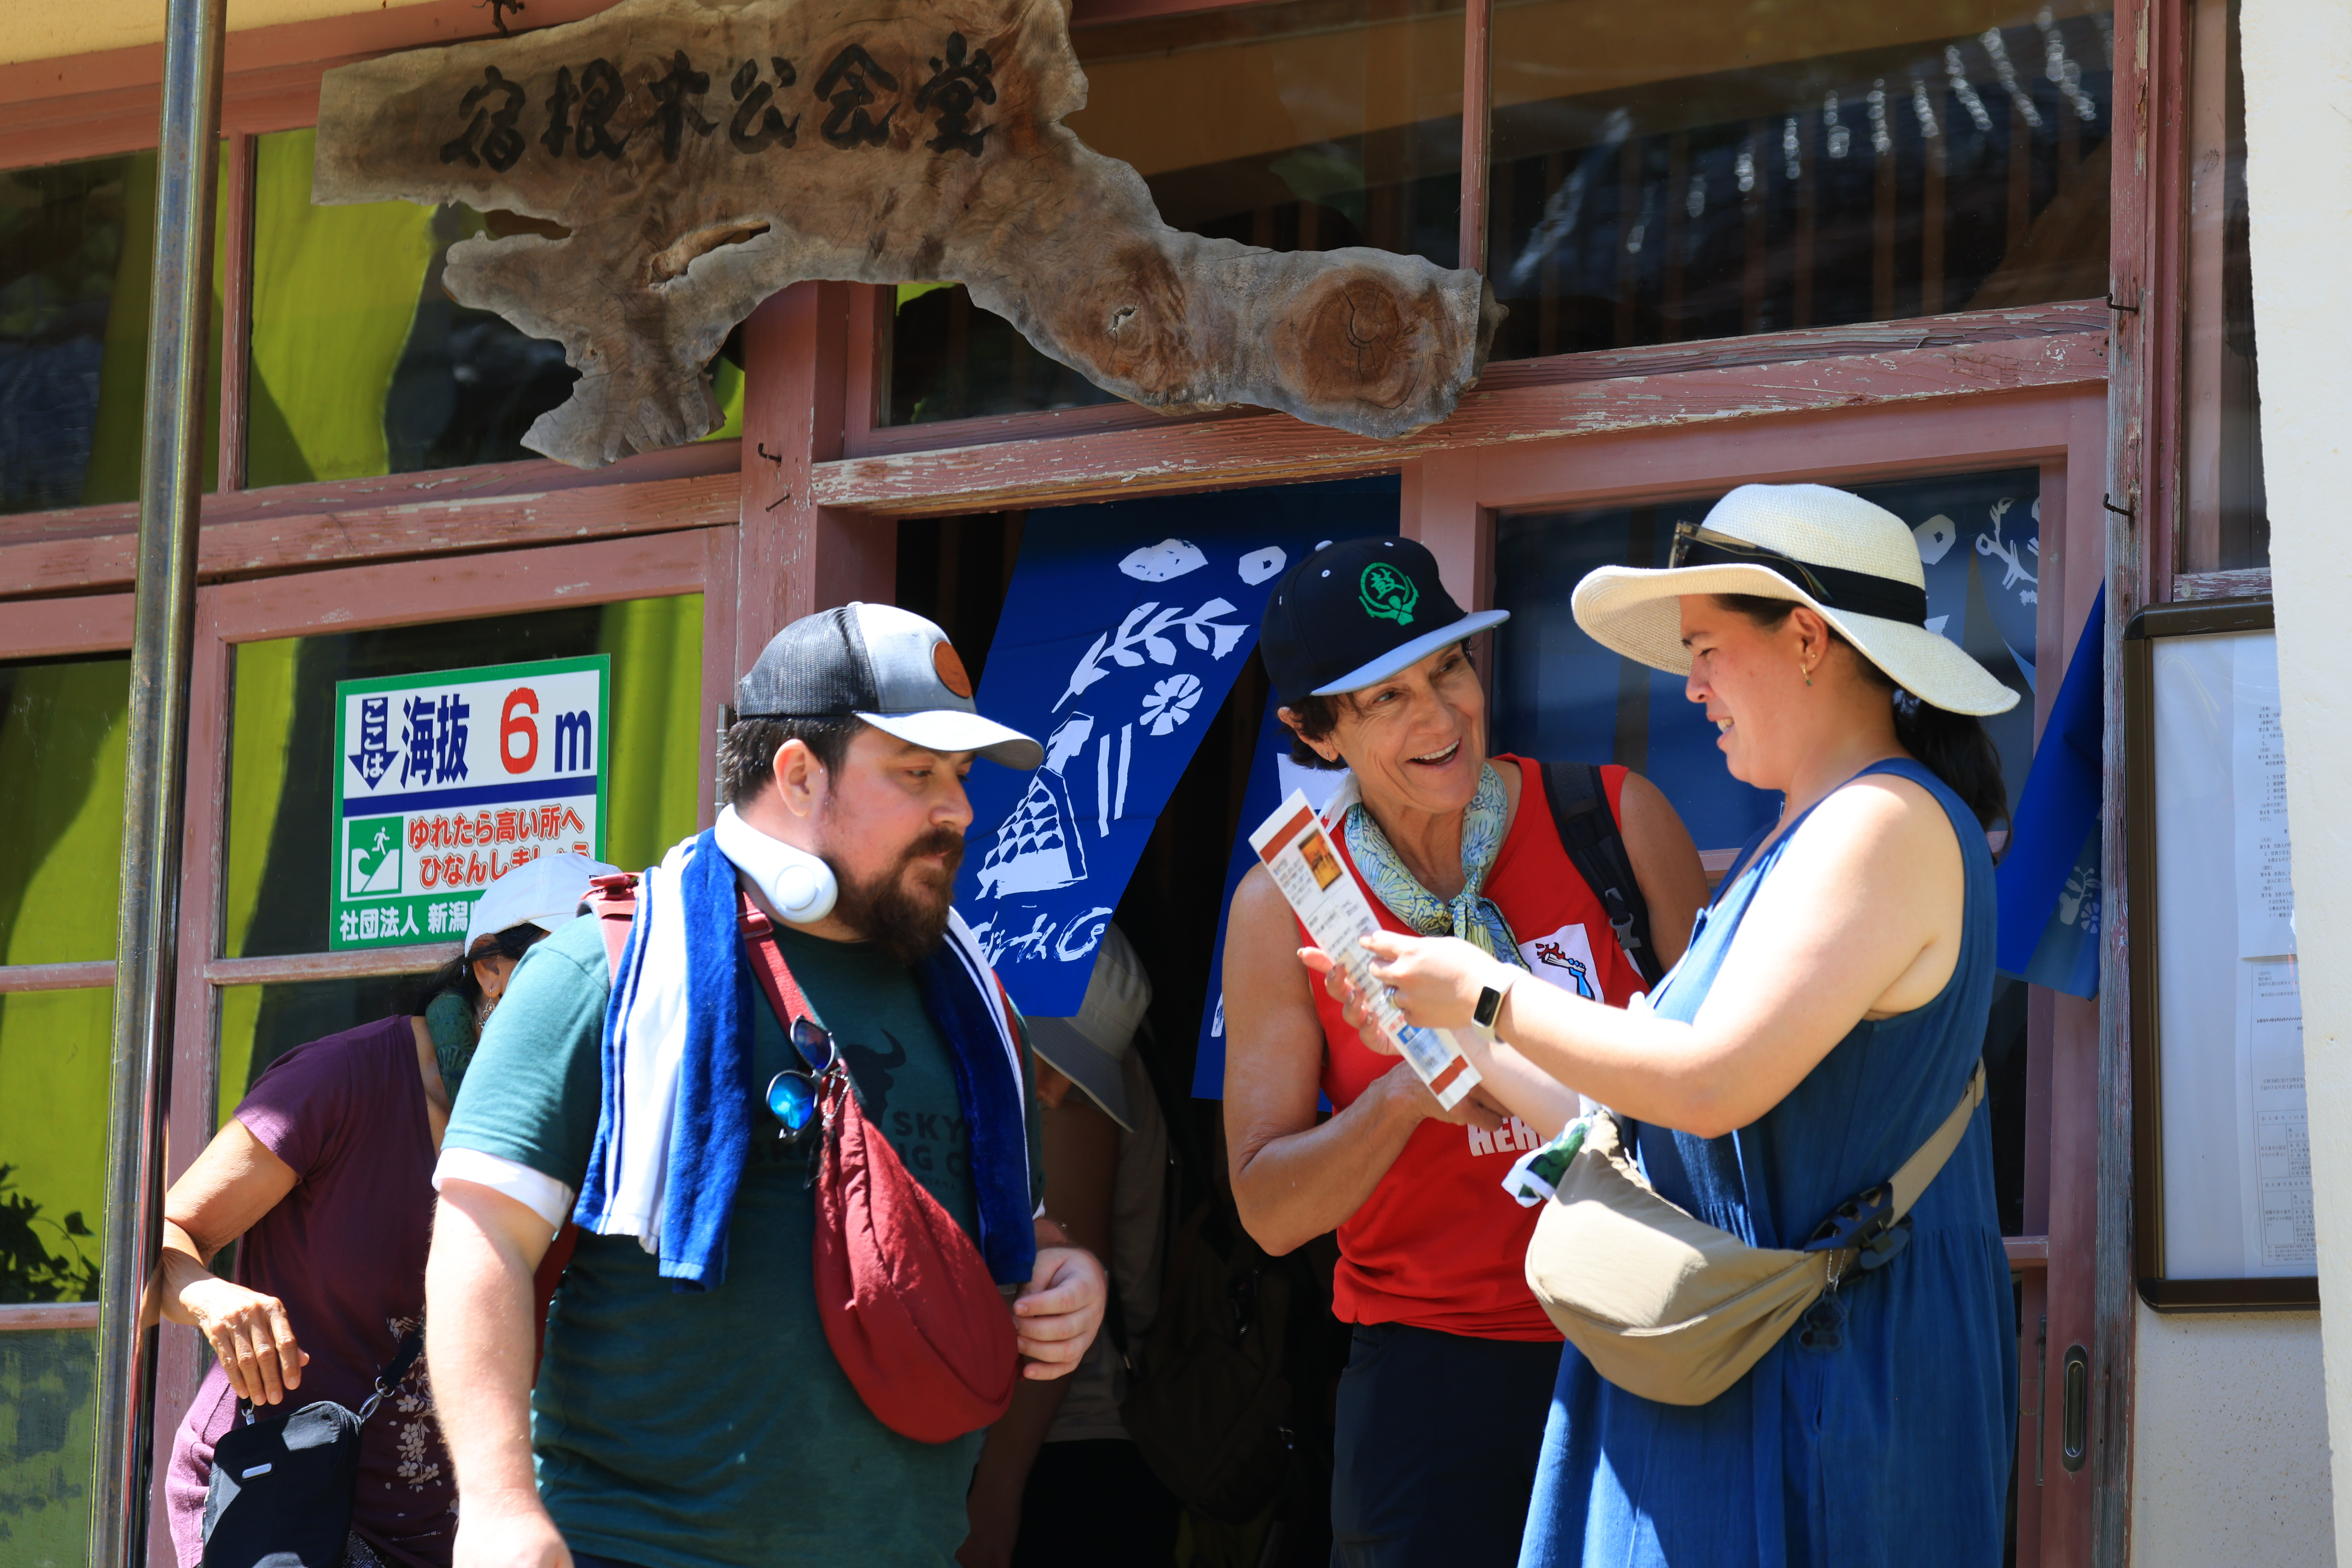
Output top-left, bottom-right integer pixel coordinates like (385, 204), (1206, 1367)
(713, 805), (838, 925)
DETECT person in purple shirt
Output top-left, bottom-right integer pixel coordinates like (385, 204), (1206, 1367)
(155, 854), (614, 1568)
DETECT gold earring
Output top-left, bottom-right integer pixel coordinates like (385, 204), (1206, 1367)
(1801, 658), (1812, 687)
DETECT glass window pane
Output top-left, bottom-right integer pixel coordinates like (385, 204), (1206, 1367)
(244, 131), (744, 488)
(217, 976), (414, 1129)
(1491, 468), (2040, 845)
(1486, 0), (2114, 359)
(0, 1328), (99, 1557)
(886, 0), (1466, 425)
(2182, 0), (2264, 573)
(0, 656), (130, 966)
(0, 988), (112, 1303)
(0, 149), (233, 515)
(226, 595), (704, 959)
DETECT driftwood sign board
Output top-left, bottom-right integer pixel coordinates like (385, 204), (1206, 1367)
(313, 0), (1502, 468)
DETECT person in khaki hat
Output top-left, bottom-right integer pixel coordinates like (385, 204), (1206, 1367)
(1313, 484), (2020, 1568)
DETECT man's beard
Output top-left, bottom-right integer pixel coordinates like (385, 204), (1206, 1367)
(828, 826), (966, 967)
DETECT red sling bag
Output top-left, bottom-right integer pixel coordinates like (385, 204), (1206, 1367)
(551, 873), (1017, 1443)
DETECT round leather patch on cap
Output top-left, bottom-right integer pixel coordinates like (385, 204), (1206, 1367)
(931, 639), (974, 698)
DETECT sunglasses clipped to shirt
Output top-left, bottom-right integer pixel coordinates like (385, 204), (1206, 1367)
(766, 1015), (842, 1141)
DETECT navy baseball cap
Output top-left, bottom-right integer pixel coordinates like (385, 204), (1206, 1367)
(736, 603), (1043, 770)
(1258, 537), (1509, 706)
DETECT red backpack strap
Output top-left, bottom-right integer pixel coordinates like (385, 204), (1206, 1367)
(585, 871), (640, 979)
(737, 893), (819, 1033)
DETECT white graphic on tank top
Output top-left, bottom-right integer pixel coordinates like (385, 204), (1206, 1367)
(1517, 923), (1604, 1005)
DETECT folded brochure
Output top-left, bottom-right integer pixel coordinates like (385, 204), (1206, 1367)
(1249, 789), (1482, 1111)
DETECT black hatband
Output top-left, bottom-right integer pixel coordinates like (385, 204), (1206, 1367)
(1672, 532), (1929, 626)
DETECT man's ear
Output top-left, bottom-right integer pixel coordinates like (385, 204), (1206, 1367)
(771, 738), (829, 820)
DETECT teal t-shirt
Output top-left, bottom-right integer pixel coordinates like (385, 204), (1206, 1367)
(443, 911), (1043, 1568)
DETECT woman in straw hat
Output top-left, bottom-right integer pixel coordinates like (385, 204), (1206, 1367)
(1309, 484), (2017, 1566)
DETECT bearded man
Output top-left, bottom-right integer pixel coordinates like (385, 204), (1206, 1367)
(424, 604), (1107, 1568)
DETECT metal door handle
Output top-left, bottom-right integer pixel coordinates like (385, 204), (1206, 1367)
(2061, 1344), (2089, 1472)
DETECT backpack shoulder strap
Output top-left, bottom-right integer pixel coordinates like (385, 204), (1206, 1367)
(736, 896), (821, 1032)
(584, 871), (640, 979)
(1538, 761), (1666, 989)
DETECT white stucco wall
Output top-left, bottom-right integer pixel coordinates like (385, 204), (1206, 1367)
(2241, 0), (2352, 1556)
(2130, 1306), (2334, 1567)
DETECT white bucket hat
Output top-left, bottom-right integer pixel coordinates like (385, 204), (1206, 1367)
(1570, 483), (2020, 717)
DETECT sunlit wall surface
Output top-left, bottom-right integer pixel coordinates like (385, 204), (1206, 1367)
(1486, 0), (2115, 357)
(886, 0), (1466, 424)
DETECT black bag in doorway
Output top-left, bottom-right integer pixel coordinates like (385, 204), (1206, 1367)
(1118, 1200), (1294, 1526)
(201, 1326), (422, 1568)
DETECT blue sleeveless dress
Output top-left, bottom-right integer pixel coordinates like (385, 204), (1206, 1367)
(1518, 758), (2015, 1568)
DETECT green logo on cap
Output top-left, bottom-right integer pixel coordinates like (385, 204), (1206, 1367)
(1358, 562), (1419, 626)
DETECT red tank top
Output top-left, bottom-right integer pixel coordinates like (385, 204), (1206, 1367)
(1306, 757), (1647, 1340)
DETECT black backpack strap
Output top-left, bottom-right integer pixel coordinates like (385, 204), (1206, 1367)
(1539, 761), (1667, 989)
(356, 1326), (426, 1423)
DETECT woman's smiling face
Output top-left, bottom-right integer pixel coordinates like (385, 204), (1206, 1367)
(1301, 641), (1489, 820)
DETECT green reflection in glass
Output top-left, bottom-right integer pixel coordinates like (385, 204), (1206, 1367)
(226, 596), (704, 962)
(245, 129), (739, 486)
(0, 656), (130, 966)
(0, 1329), (97, 1563)
(0, 989), (111, 1305)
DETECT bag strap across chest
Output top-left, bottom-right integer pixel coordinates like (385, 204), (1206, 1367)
(1539, 761), (1665, 989)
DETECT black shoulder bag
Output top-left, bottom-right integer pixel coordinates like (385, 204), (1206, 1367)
(1539, 760), (1668, 989)
(200, 1326), (423, 1568)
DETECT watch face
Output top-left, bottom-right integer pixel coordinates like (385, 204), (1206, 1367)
(1474, 985), (1503, 1028)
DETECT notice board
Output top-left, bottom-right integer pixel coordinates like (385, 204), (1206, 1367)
(2127, 598), (2315, 1310)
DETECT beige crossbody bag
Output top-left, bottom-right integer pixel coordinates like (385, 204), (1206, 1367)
(1523, 1062), (1986, 1407)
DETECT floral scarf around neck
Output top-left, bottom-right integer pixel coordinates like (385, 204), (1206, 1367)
(1341, 762), (1528, 971)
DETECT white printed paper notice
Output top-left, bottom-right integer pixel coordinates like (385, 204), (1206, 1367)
(1250, 790), (1482, 1110)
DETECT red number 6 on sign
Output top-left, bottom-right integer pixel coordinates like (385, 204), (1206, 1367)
(500, 687), (539, 774)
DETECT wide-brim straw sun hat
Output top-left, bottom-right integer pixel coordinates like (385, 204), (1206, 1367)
(1571, 483), (2019, 717)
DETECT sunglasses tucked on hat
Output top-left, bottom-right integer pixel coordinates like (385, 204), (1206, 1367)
(1571, 483), (2020, 718)
(1259, 537), (1510, 706)
(464, 850), (623, 956)
(1026, 925), (1151, 1130)
(735, 602), (1044, 771)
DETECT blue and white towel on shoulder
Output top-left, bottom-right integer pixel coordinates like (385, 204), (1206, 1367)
(574, 824), (1036, 1291)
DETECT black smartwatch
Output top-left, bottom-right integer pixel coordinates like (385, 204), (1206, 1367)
(1472, 968), (1517, 1038)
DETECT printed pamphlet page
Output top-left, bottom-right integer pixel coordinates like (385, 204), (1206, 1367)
(2237, 958), (2314, 1270)
(1250, 790), (1482, 1110)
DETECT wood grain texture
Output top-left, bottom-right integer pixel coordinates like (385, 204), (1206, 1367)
(0, 470), (737, 597)
(844, 298), (2112, 458)
(310, 0), (1499, 466)
(813, 329), (2110, 515)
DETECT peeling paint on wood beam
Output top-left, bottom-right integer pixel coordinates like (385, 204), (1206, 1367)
(810, 330), (2111, 516)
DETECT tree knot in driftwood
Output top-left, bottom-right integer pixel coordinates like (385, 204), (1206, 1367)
(312, 0), (1499, 468)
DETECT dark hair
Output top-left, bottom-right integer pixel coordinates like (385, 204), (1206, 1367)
(402, 921), (549, 1016)
(717, 715), (862, 807)
(1713, 594), (2008, 830)
(1280, 639), (1475, 771)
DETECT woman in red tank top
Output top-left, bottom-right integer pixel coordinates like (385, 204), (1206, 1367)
(1224, 538), (1708, 1568)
